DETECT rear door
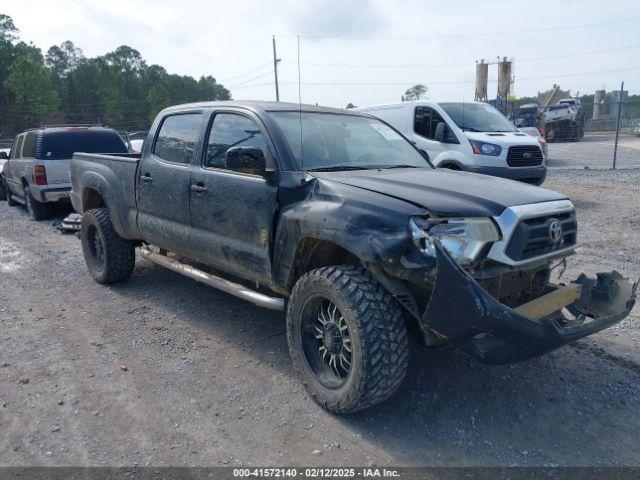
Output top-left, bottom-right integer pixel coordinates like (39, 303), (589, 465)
(189, 110), (278, 284)
(137, 111), (205, 255)
(5, 133), (28, 195)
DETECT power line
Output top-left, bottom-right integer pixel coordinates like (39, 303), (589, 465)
(182, 37), (270, 72)
(281, 43), (640, 69)
(227, 70), (274, 89)
(218, 62), (273, 83)
(279, 16), (640, 40)
(231, 66), (640, 89)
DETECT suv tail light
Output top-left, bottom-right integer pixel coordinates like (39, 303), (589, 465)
(34, 165), (48, 185)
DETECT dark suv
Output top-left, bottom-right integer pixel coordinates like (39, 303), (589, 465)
(3, 126), (127, 220)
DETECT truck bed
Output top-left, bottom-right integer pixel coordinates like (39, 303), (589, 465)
(70, 152), (142, 239)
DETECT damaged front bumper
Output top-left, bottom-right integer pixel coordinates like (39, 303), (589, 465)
(421, 243), (638, 365)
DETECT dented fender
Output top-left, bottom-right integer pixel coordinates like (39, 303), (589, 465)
(271, 173), (431, 290)
(422, 242), (638, 364)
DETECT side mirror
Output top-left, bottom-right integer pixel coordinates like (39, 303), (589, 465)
(225, 147), (267, 175)
(434, 122), (446, 142)
(0, 151), (7, 160)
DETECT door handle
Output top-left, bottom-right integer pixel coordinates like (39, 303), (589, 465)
(191, 183), (207, 193)
(140, 173), (153, 184)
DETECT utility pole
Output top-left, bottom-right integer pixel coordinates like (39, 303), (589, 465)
(272, 36), (281, 102)
(613, 81), (624, 170)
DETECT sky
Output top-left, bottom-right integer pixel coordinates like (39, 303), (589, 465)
(1, 0), (639, 108)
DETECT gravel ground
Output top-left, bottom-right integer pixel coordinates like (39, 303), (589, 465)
(0, 169), (639, 467)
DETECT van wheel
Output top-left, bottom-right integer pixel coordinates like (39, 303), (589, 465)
(443, 163), (461, 170)
(81, 208), (135, 284)
(24, 187), (51, 220)
(287, 266), (409, 414)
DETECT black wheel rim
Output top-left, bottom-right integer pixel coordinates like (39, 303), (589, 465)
(301, 296), (352, 389)
(86, 224), (105, 266)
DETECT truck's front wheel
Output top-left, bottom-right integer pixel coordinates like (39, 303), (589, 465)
(287, 266), (409, 414)
(81, 208), (135, 284)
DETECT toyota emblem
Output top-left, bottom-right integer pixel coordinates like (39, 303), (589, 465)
(523, 152), (532, 159)
(548, 220), (562, 243)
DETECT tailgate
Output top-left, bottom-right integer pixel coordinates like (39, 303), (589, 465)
(41, 158), (71, 185)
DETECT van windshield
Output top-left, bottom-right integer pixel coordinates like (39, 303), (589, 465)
(270, 112), (430, 171)
(439, 102), (516, 133)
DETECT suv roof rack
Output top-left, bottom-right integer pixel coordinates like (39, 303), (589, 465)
(42, 123), (107, 128)
(24, 124), (107, 131)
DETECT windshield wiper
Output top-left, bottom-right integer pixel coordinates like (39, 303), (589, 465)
(306, 165), (369, 172)
(459, 126), (480, 132)
(381, 164), (420, 169)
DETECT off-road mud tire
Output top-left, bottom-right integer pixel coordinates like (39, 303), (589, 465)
(287, 265), (409, 414)
(81, 208), (135, 284)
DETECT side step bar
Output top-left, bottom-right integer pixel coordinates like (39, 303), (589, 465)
(139, 247), (285, 311)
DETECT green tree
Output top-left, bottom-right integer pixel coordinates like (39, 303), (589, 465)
(46, 40), (83, 78)
(0, 13), (234, 136)
(146, 84), (171, 122)
(0, 13), (18, 42)
(404, 84), (428, 101)
(5, 54), (60, 127)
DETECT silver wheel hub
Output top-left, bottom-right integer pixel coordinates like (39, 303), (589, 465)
(313, 300), (352, 378)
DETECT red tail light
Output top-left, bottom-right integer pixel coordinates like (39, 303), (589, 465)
(34, 165), (48, 185)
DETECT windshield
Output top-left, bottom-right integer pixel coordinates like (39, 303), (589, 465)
(270, 112), (430, 171)
(439, 102), (516, 133)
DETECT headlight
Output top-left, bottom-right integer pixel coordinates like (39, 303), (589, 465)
(409, 217), (500, 265)
(469, 140), (502, 156)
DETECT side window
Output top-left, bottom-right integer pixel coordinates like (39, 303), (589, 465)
(11, 135), (25, 159)
(153, 113), (202, 164)
(21, 132), (39, 158)
(414, 107), (451, 143)
(414, 107), (432, 139)
(414, 107), (453, 142)
(205, 113), (269, 171)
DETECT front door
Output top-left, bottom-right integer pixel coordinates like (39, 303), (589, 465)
(413, 106), (455, 163)
(189, 110), (278, 284)
(137, 111), (204, 255)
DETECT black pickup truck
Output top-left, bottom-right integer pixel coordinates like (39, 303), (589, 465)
(70, 101), (637, 413)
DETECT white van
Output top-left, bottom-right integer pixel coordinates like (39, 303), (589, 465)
(357, 101), (547, 185)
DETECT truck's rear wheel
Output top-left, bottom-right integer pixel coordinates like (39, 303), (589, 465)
(287, 266), (409, 414)
(25, 187), (51, 221)
(81, 208), (135, 284)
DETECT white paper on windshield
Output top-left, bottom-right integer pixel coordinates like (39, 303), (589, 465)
(370, 123), (400, 140)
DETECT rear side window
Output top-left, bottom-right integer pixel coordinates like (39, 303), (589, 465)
(41, 130), (128, 160)
(153, 113), (203, 164)
(11, 135), (24, 159)
(21, 132), (39, 158)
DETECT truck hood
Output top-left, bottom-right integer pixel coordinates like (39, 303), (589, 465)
(464, 130), (540, 146)
(311, 168), (566, 217)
